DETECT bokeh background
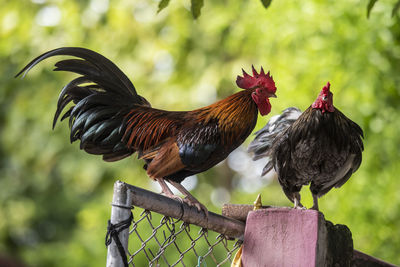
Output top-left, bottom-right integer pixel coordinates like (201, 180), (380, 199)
(1, 0), (400, 266)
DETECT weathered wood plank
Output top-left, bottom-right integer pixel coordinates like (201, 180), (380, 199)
(241, 208), (352, 267)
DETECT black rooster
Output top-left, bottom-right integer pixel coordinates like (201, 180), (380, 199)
(248, 82), (364, 210)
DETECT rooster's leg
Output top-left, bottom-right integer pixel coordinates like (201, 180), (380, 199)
(156, 178), (184, 203)
(311, 194), (319, 211)
(168, 180), (208, 216)
(293, 192), (304, 209)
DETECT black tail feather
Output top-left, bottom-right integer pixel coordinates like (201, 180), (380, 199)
(60, 108), (72, 122)
(53, 77), (90, 128)
(16, 47), (139, 100)
(82, 108), (117, 133)
(249, 107), (301, 159)
(248, 107), (302, 176)
(16, 47), (145, 161)
(103, 151), (134, 162)
(54, 59), (99, 78)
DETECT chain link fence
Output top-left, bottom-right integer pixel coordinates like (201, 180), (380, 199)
(105, 182), (399, 267)
(106, 181), (245, 267)
(128, 208), (242, 266)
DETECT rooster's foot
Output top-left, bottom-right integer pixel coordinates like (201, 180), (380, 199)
(293, 193), (305, 209)
(310, 194), (319, 211)
(165, 193), (185, 204)
(182, 196), (208, 215)
(168, 180), (208, 218)
(294, 205), (306, 210)
(156, 178), (183, 202)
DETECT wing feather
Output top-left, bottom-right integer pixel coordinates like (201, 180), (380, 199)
(122, 107), (186, 152)
(146, 140), (185, 179)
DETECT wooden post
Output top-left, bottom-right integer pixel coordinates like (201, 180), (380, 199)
(106, 181), (132, 267)
(241, 208), (353, 267)
(224, 205), (397, 267)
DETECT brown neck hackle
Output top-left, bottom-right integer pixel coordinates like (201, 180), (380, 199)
(190, 90), (258, 146)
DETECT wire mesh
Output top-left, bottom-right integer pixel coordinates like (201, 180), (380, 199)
(127, 208), (242, 267)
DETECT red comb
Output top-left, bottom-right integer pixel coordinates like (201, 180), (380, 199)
(236, 65), (276, 92)
(322, 82), (331, 93)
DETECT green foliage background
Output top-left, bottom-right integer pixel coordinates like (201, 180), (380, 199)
(1, 0), (399, 266)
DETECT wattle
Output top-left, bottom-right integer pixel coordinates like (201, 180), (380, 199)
(252, 93), (271, 116)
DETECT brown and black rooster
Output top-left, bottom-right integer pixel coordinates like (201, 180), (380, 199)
(248, 82), (363, 210)
(16, 47), (277, 213)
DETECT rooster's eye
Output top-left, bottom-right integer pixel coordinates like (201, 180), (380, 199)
(322, 96), (328, 101)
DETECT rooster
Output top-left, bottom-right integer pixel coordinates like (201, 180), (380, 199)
(248, 82), (363, 210)
(16, 47), (277, 213)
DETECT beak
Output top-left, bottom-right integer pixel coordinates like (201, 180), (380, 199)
(269, 93), (277, 98)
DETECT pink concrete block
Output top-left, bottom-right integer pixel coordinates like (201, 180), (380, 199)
(242, 208), (327, 267)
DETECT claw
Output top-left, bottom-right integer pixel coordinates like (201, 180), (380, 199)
(167, 180), (209, 219)
(183, 197), (208, 218)
(294, 204), (306, 210)
(169, 194), (185, 204)
(293, 192), (305, 209)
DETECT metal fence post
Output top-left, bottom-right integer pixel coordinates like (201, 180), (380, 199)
(106, 180), (132, 267)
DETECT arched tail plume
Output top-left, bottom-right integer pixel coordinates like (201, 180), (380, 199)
(16, 47), (150, 162)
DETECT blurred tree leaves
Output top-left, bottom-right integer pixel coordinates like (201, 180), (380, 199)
(260, 0), (273, 9)
(156, 0), (400, 19)
(367, 0), (379, 18)
(392, 0), (400, 16)
(367, 0), (400, 17)
(157, 0), (204, 18)
(157, 0), (273, 18)
(157, 0), (170, 13)
(191, 0), (204, 19)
